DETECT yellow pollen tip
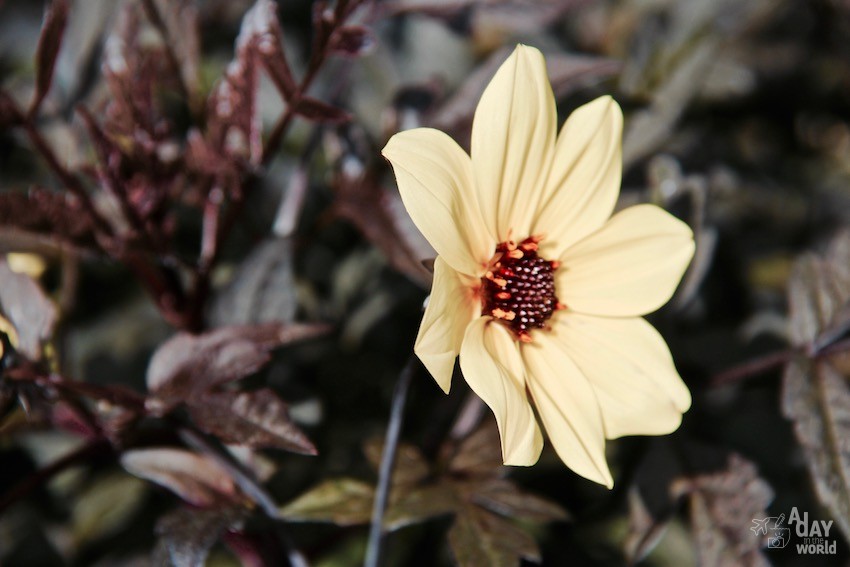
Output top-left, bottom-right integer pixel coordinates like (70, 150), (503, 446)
(520, 242), (538, 252)
(556, 302), (567, 310)
(493, 278), (507, 287)
(518, 332), (533, 343)
(550, 260), (560, 269)
(496, 291), (511, 300)
(507, 249), (524, 259)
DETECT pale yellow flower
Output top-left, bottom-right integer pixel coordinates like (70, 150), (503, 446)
(382, 45), (694, 488)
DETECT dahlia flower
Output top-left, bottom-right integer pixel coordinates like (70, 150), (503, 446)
(382, 45), (694, 487)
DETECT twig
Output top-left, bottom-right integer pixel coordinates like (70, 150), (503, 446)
(710, 335), (850, 387)
(178, 427), (309, 567)
(364, 357), (415, 567)
(710, 349), (793, 387)
(0, 439), (111, 515)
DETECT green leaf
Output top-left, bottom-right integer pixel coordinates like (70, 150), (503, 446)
(280, 478), (375, 526)
(363, 438), (430, 487)
(448, 505), (541, 567)
(385, 481), (456, 531)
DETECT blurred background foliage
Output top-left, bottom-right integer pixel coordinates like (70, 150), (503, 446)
(2, 0), (850, 565)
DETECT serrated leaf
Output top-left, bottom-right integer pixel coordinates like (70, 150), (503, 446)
(673, 454), (773, 567)
(449, 420), (503, 477)
(782, 358), (850, 543)
(363, 438), (430, 487)
(30, 0), (69, 116)
(188, 389), (316, 455)
(153, 506), (247, 567)
(280, 478), (375, 526)
(0, 259), (57, 361)
(472, 479), (568, 523)
(146, 322), (328, 409)
(121, 448), (240, 508)
(385, 481), (456, 531)
(448, 505), (541, 567)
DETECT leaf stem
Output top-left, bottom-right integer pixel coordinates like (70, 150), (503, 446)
(0, 438), (111, 515)
(178, 426), (310, 567)
(364, 356), (415, 567)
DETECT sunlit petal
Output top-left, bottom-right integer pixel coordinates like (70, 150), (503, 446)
(471, 44), (556, 241)
(383, 128), (493, 276)
(522, 331), (613, 487)
(415, 257), (480, 394)
(557, 204), (695, 317)
(459, 317), (543, 466)
(555, 313), (691, 439)
(534, 96), (623, 258)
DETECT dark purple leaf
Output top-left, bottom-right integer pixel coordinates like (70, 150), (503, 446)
(29, 0), (69, 117)
(0, 188), (97, 250)
(153, 506), (247, 567)
(0, 259), (57, 361)
(672, 454), (773, 567)
(121, 448), (241, 507)
(448, 420), (504, 477)
(207, 0), (297, 163)
(472, 479), (569, 523)
(146, 322), (329, 411)
(333, 169), (434, 287)
(330, 25), (374, 56)
(294, 97), (351, 123)
(782, 358), (850, 543)
(188, 389), (317, 455)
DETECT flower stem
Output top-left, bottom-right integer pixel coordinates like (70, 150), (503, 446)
(364, 357), (415, 567)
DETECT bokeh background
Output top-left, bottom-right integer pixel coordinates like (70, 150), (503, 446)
(3, 0), (850, 565)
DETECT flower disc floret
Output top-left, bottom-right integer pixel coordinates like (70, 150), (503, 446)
(480, 236), (562, 342)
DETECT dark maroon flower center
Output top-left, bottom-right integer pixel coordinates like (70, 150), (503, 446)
(480, 236), (562, 342)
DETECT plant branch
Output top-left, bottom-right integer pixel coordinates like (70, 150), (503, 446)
(0, 438), (112, 515)
(364, 356), (415, 567)
(178, 426), (310, 567)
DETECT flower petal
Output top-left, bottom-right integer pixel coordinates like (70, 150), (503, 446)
(470, 44), (556, 241)
(554, 313), (691, 439)
(459, 317), (543, 466)
(522, 330), (613, 488)
(415, 257), (480, 394)
(383, 128), (492, 276)
(557, 204), (695, 317)
(533, 96), (623, 258)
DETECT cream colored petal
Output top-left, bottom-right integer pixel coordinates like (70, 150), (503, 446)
(522, 330), (613, 488)
(383, 128), (492, 276)
(459, 317), (543, 466)
(533, 96), (623, 258)
(470, 44), (556, 241)
(557, 204), (695, 317)
(415, 257), (480, 394)
(555, 313), (691, 439)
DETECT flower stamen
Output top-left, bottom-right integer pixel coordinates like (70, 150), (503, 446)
(480, 236), (561, 341)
